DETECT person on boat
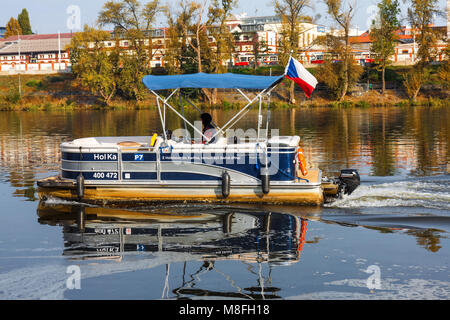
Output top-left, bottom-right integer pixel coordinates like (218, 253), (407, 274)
(201, 113), (217, 144)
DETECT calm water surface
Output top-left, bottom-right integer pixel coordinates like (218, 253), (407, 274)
(0, 107), (449, 300)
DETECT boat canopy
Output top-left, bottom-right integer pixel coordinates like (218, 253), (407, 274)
(142, 72), (285, 144)
(142, 72), (284, 91)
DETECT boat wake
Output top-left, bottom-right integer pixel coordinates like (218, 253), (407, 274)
(326, 176), (450, 211)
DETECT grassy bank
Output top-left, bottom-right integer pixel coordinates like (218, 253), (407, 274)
(0, 68), (448, 111)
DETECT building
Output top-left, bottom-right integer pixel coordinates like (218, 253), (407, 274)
(349, 26), (448, 65)
(0, 33), (72, 73)
(99, 29), (168, 68)
(225, 15), (329, 66)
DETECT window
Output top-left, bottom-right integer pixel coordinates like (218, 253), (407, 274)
(402, 50), (409, 54)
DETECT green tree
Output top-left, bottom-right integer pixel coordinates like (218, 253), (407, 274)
(438, 44), (450, 90)
(407, 0), (441, 65)
(4, 17), (22, 39)
(323, 0), (357, 101)
(98, 0), (161, 101)
(69, 25), (119, 106)
(207, 0), (237, 104)
(403, 0), (441, 100)
(164, 12), (185, 75)
(370, 0), (401, 94)
(175, 0), (209, 74)
(207, 0), (237, 73)
(316, 57), (363, 100)
(274, 0), (310, 104)
(18, 9), (32, 35)
(166, 0), (215, 104)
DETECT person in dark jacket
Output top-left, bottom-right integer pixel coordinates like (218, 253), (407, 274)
(201, 113), (217, 144)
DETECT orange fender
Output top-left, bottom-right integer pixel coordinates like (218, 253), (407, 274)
(297, 147), (308, 177)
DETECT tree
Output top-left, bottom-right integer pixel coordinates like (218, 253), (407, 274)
(69, 25), (119, 106)
(315, 56), (363, 100)
(403, 0), (441, 100)
(207, 0), (237, 104)
(166, 0), (215, 103)
(4, 17), (22, 39)
(98, 0), (162, 101)
(407, 0), (441, 65)
(403, 67), (426, 100)
(251, 34), (268, 73)
(274, 0), (310, 104)
(207, 0), (237, 73)
(370, 0), (401, 94)
(438, 44), (450, 91)
(176, 0), (209, 74)
(323, 0), (357, 101)
(18, 9), (32, 35)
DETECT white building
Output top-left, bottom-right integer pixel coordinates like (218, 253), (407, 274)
(226, 15), (329, 66)
(0, 33), (72, 73)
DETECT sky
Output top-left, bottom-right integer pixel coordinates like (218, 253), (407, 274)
(0, 0), (448, 35)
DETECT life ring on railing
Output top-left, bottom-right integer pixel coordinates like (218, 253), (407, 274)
(11, 63), (15, 68)
(297, 147), (308, 177)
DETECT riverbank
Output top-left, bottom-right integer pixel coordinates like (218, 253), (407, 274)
(0, 72), (448, 111)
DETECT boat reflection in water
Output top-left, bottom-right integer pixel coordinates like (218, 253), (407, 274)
(37, 202), (308, 299)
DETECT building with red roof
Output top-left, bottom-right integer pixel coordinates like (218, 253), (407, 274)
(349, 26), (447, 65)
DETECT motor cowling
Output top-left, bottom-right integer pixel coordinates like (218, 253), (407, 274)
(339, 169), (360, 196)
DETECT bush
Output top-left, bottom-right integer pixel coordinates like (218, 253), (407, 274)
(5, 87), (22, 104)
(355, 100), (371, 108)
(26, 79), (44, 89)
(48, 75), (66, 83)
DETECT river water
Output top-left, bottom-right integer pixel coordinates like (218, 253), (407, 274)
(0, 107), (449, 300)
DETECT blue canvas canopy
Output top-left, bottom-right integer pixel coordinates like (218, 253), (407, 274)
(142, 72), (284, 91)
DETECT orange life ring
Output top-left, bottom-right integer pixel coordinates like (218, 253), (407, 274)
(11, 63), (15, 68)
(297, 147), (308, 177)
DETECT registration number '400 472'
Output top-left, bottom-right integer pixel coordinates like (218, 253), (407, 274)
(92, 172), (118, 180)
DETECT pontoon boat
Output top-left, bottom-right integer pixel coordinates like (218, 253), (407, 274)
(37, 72), (360, 206)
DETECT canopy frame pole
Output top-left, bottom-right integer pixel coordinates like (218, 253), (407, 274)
(150, 89), (210, 143)
(257, 95), (263, 142)
(214, 84), (279, 142)
(211, 87), (270, 142)
(179, 91), (188, 141)
(164, 89), (179, 103)
(182, 96), (219, 130)
(265, 92), (272, 140)
(237, 88), (252, 103)
(163, 89), (179, 133)
(223, 103), (256, 134)
(155, 95), (168, 142)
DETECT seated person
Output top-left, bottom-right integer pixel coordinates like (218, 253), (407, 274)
(201, 113), (217, 144)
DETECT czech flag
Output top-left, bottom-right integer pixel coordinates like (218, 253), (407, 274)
(284, 57), (318, 98)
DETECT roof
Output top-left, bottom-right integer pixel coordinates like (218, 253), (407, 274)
(0, 33), (73, 42)
(349, 25), (447, 44)
(0, 37), (72, 55)
(142, 73), (284, 91)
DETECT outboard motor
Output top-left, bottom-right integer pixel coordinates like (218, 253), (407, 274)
(338, 169), (360, 196)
